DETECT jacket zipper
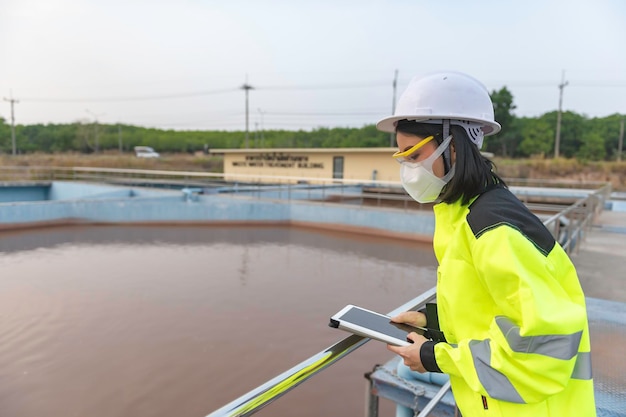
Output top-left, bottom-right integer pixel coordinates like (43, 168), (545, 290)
(481, 395), (488, 410)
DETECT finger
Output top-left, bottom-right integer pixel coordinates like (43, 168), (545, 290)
(390, 311), (412, 323)
(387, 344), (402, 355)
(391, 311), (425, 327)
(406, 331), (420, 342)
(410, 364), (424, 373)
(389, 315), (401, 323)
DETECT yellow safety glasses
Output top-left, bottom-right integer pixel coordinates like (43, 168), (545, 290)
(392, 135), (435, 163)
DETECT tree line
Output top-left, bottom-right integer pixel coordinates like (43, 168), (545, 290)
(0, 87), (623, 161)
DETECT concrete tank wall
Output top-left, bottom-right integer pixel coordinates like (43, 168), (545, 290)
(0, 182), (435, 240)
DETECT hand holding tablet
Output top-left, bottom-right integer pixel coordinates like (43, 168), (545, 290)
(329, 304), (428, 346)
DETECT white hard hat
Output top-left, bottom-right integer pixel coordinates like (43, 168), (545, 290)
(377, 71), (501, 141)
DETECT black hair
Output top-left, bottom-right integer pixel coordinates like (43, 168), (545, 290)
(395, 120), (506, 205)
(395, 120), (443, 142)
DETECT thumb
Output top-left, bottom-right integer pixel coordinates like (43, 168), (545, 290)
(406, 332), (421, 343)
(390, 311), (410, 323)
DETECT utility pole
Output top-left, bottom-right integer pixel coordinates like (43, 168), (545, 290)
(390, 69), (398, 147)
(3, 94), (19, 155)
(241, 77), (254, 148)
(618, 118), (624, 162)
(118, 124), (123, 153)
(258, 108), (265, 148)
(254, 121), (259, 148)
(85, 109), (105, 153)
(554, 70), (568, 159)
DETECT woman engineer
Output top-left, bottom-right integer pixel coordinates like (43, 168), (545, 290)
(379, 71), (596, 417)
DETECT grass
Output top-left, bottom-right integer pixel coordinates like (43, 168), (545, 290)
(493, 157), (626, 190)
(0, 152), (224, 173)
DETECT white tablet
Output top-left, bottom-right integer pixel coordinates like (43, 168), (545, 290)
(329, 304), (426, 346)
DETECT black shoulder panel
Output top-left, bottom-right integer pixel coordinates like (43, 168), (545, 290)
(467, 188), (555, 256)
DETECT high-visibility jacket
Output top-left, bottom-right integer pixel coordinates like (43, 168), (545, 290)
(423, 186), (596, 416)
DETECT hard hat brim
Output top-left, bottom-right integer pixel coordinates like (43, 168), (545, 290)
(376, 115), (501, 136)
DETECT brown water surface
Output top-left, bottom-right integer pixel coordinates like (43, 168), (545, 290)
(0, 225), (437, 417)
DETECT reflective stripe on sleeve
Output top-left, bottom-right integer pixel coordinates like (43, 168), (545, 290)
(571, 351), (593, 380)
(496, 316), (582, 360)
(469, 340), (526, 403)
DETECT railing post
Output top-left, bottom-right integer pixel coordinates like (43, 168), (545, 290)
(365, 376), (379, 417)
(418, 381), (452, 417)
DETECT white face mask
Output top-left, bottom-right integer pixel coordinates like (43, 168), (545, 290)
(399, 135), (455, 203)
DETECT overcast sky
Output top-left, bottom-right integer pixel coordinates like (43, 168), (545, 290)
(1, 0), (625, 132)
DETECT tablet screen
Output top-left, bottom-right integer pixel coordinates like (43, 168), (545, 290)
(336, 306), (424, 341)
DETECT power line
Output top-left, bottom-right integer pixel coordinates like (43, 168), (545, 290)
(258, 81), (389, 91)
(15, 80), (626, 106)
(16, 81), (392, 103)
(21, 88), (239, 103)
(263, 111), (383, 116)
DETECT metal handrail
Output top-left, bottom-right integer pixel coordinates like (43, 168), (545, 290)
(542, 183), (611, 254)
(502, 177), (609, 188)
(0, 165), (400, 187)
(418, 381), (452, 416)
(0, 165), (612, 191)
(206, 287), (438, 417)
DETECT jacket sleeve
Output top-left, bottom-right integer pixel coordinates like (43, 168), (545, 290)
(433, 224), (587, 404)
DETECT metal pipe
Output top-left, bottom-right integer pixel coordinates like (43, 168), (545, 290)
(206, 287), (437, 417)
(415, 380), (452, 417)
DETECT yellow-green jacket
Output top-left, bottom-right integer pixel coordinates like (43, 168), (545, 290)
(422, 186), (596, 416)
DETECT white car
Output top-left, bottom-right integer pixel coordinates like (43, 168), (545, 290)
(134, 146), (160, 158)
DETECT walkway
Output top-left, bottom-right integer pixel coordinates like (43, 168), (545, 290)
(571, 209), (626, 416)
(572, 210), (626, 303)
